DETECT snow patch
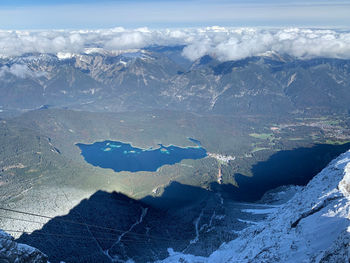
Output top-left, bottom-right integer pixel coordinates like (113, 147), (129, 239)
(287, 73), (297, 87)
(57, 52), (74, 60)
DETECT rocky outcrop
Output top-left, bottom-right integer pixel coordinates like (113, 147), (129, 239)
(0, 230), (48, 263)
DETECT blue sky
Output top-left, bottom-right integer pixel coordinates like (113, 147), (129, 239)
(0, 0), (349, 29)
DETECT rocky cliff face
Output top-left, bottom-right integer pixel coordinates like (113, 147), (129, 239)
(160, 150), (350, 263)
(0, 230), (48, 263)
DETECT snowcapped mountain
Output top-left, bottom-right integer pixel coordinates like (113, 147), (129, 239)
(1, 27), (350, 263)
(1, 48), (350, 116)
(159, 150), (350, 263)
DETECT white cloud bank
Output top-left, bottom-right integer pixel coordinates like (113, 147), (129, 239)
(1, 27), (350, 62)
(0, 64), (33, 78)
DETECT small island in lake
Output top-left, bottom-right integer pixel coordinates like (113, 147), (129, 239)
(76, 139), (207, 172)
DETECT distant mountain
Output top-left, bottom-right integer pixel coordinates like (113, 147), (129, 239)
(1, 47), (350, 115)
(1, 45), (350, 263)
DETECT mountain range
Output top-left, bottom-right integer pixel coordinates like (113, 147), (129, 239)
(1, 45), (350, 263)
(1, 48), (350, 116)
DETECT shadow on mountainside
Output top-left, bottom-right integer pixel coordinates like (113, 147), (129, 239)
(15, 182), (215, 263)
(218, 142), (350, 202)
(15, 142), (350, 262)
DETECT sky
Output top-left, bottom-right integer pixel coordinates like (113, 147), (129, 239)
(1, 1), (350, 61)
(0, 0), (349, 29)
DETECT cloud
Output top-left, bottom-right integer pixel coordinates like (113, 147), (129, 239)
(0, 64), (32, 78)
(0, 27), (350, 62)
(0, 64), (46, 78)
(182, 27), (350, 61)
(105, 31), (149, 50)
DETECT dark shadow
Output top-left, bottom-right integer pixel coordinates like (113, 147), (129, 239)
(213, 57), (260, 75)
(270, 57), (350, 73)
(15, 143), (350, 262)
(218, 143), (350, 202)
(16, 182), (214, 263)
(198, 55), (214, 66)
(142, 181), (211, 209)
(145, 45), (186, 53)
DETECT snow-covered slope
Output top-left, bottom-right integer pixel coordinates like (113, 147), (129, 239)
(160, 150), (350, 263)
(0, 230), (48, 262)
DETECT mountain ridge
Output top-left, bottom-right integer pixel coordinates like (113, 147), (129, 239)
(160, 149), (350, 263)
(1, 49), (350, 116)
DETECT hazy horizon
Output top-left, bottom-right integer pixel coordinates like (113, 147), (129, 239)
(0, 0), (350, 30)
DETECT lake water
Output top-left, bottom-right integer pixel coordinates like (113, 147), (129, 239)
(219, 142), (350, 201)
(76, 139), (207, 172)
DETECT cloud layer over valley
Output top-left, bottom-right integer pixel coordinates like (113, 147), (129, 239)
(1, 27), (350, 62)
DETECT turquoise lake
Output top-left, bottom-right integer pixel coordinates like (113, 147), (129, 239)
(76, 139), (207, 172)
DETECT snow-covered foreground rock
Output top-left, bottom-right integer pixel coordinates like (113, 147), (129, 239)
(0, 230), (48, 262)
(160, 150), (350, 263)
